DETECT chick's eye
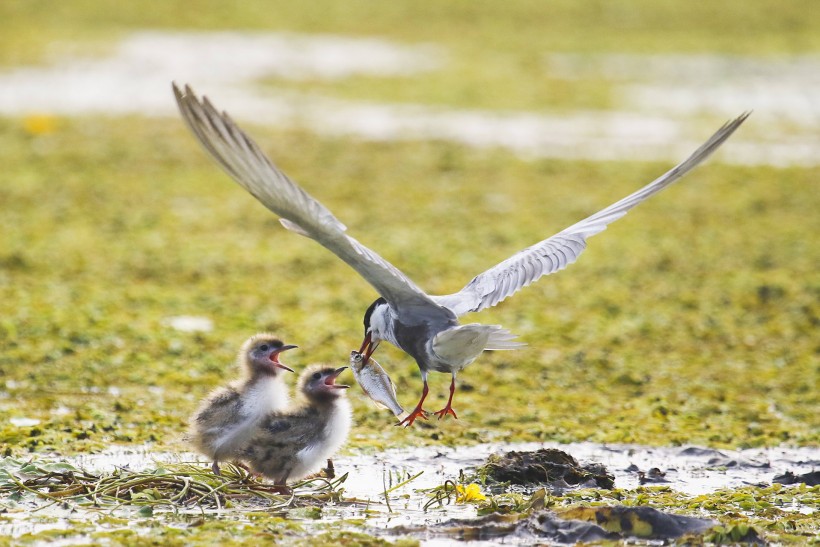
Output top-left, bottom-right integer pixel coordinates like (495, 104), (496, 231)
(311, 372), (322, 381)
(259, 344), (269, 352)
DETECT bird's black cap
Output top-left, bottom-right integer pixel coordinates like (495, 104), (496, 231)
(363, 297), (387, 335)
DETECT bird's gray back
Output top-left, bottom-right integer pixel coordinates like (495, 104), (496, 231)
(393, 309), (458, 372)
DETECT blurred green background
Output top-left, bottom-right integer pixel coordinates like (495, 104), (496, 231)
(0, 0), (817, 458)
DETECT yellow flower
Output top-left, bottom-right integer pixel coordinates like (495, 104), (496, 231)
(455, 483), (487, 503)
(23, 114), (57, 136)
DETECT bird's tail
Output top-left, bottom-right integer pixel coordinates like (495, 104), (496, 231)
(433, 324), (525, 368)
(484, 326), (527, 350)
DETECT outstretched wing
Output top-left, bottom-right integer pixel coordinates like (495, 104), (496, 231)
(173, 83), (442, 312)
(434, 112), (750, 316)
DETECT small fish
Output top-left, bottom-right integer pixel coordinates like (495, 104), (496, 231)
(350, 351), (406, 420)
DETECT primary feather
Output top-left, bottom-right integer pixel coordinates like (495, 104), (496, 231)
(433, 112), (751, 316)
(173, 83), (439, 312)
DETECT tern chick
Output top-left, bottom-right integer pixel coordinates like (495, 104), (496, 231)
(188, 333), (297, 474)
(241, 365), (352, 489)
(174, 83), (749, 427)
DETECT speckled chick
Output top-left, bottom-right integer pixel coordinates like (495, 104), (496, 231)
(241, 365), (352, 488)
(189, 334), (297, 474)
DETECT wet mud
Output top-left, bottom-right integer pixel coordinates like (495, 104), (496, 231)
(774, 470), (820, 487)
(479, 448), (614, 490)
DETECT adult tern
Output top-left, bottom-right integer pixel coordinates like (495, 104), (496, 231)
(173, 83), (749, 426)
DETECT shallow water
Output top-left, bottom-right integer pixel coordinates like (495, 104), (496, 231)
(4, 441), (814, 544)
(65, 440), (820, 503)
(1, 31), (817, 166)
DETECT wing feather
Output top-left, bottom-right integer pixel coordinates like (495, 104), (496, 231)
(173, 83), (442, 311)
(434, 112), (750, 316)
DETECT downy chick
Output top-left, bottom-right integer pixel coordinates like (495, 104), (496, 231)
(242, 365), (352, 489)
(189, 333), (297, 474)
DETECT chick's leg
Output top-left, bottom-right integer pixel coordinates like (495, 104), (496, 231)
(272, 474), (292, 495)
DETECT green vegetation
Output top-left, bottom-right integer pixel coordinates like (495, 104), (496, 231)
(3, 113), (816, 543)
(0, 0), (818, 544)
(0, 457), (346, 511)
(1, 115), (816, 453)
(0, 456), (357, 545)
(472, 483), (820, 544)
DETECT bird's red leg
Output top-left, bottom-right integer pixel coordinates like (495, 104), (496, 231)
(398, 379), (430, 427)
(433, 375), (458, 420)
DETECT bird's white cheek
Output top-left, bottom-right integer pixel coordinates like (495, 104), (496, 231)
(370, 313), (385, 337)
(369, 306), (396, 345)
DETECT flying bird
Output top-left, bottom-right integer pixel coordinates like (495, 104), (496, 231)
(173, 83), (749, 427)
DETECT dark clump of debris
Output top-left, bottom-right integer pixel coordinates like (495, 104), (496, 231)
(402, 507), (718, 544)
(773, 470), (820, 486)
(397, 513), (520, 542)
(522, 511), (618, 543)
(678, 446), (771, 470)
(395, 511), (620, 544)
(557, 506), (716, 540)
(480, 448), (614, 490)
(626, 464), (670, 484)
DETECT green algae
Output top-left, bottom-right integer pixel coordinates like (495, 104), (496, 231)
(0, 2), (818, 545)
(0, 113), (817, 543)
(1, 116), (816, 457)
(552, 483), (820, 544)
(422, 481), (820, 544)
(417, 444), (820, 543)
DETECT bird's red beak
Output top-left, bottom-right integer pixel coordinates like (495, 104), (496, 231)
(358, 333), (370, 354)
(359, 333), (379, 363)
(269, 344), (297, 372)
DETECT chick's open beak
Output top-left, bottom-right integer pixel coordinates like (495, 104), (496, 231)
(269, 344), (297, 372)
(325, 366), (350, 389)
